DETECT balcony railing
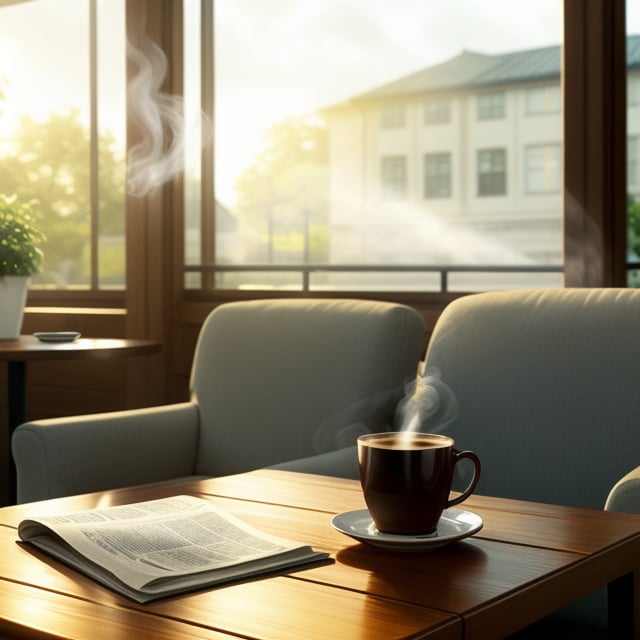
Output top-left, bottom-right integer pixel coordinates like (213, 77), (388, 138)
(185, 263), (565, 293)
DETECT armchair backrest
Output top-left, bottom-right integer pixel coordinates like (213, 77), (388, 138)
(423, 288), (640, 511)
(190, 298), (425, 477)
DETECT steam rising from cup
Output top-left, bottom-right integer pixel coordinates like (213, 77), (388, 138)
(395, 366), (459, 434)
(126, 34), (212, 197)
(308, 366), (458, 458)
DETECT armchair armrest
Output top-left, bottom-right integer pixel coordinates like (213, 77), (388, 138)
(605, 465), (640, 513)
(12, 402), (200, 503)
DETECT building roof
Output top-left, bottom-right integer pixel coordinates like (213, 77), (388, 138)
(343, 34), (640, 104)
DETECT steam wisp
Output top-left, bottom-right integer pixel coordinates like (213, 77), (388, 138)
(126, 34), (212, 197)
(395, 366), (459, 434)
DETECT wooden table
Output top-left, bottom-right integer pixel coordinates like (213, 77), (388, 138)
(0, 335), (161, 503)
(0, 470), (638, 639)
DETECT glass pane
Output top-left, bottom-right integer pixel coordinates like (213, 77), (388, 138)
(212, 1), (563, 292)
(97, 0), (126, 289)
(628, 4), (640, 287)
(184, 0), (202, 269)
(0, 0), (125, 289)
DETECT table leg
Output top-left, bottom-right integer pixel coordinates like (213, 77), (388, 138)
(6, 361), (26, 504)
(608, 571), (639, 638)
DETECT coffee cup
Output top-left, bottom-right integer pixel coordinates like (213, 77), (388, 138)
(357, 432), (481, 535)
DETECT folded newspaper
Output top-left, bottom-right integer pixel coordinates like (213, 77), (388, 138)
(18, 495), (330, 603)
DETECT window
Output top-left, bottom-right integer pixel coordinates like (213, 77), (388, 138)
(380, 106), (406, 129)
(477, 92), (506, 120)
(3, 2), (635, 304)
(201, 0), (566, 293)
(424, 153), (451, 198)
(0, 0), (636, 376)
(0, 0), (126, 293)
(477, 149), (506, 196)
(381, 156), (407, 201)
(424, 99), (451, 125)
(525, 144), (561, 193)
(526, 86), (561, 115)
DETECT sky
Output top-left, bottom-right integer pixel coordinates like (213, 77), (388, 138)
(1, 0), (638, 205)
(215, 0), (563, 109)
(213, 0), (563, 205)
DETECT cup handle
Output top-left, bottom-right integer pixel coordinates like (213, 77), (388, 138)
(446, 449), (481, 508)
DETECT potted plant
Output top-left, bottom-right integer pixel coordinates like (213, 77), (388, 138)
(0, 194), (45, 340)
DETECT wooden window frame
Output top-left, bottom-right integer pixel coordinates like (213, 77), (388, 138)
(23, 0), (625, 316)
(22, 0), (630, 318)
(563, 0), (627, 286)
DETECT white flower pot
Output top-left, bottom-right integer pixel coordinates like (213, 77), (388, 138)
(0, 275), (30, 340)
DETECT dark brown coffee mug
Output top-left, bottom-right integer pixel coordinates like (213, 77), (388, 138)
(357, 432), (481, 535)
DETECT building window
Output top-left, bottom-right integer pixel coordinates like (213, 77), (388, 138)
(477, 92), (506, 120)
(477, 148), (506, 196)
(424, 153), (451, 198)
(525, 144), (561, 193)
(526, 86), (561, 115)
(424, 99), (451, 125)
(380, 106), (406, 129)
(381, 156), (407, 201)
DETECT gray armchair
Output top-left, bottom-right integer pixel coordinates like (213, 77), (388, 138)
(419, 287), (640, 634)
(12, 298), (425, 503)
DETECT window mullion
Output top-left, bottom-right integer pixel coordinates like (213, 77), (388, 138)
(89, 0), (99, 290)
(563, 0), (627, 286)
(200, 0), (214, 289)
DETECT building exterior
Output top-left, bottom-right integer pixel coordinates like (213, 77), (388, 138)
(323, 37), (640, 274)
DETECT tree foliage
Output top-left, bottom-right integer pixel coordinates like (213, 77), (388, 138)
(234, 114), (329, 263)
(628, 194), (640, 259)
(0, 108), (125, 285)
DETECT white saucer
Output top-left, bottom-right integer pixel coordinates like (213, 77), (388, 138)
(331, 508), (483, 551)
(33, 331), (81, 343)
